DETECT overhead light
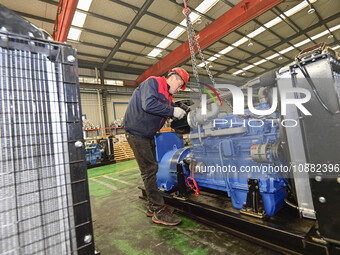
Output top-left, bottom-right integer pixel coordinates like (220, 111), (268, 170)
(308, 5), (315, 14)
(67, 28), (82, 41)
(241, 72), (246, 76)
(278, 56), (283, 60)
(332, 45), (340, 50)
(328, 34), (334, 39)
(209, 64), (213, 68)
(248, 40), (253, 47)
(196, 18), (202, 25)
(284, 0), (317, 17)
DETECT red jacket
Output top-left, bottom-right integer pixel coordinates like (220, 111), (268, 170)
(122, 76), (174, 139)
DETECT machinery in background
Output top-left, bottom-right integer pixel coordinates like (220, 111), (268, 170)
(150, 44), (340, 254)
(86, 143), (104, 165)
(85, 136), (115, 168)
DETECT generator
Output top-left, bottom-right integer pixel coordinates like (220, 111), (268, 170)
(151, 44), (340, 254)
(0, 5), (96, 255)
(86, 143), (104, 165)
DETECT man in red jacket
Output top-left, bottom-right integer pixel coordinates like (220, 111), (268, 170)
(123, 67), (189, 226)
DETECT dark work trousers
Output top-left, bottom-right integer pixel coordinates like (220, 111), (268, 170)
(126, 131), (164, 211)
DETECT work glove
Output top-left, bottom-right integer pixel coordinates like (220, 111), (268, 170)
(173, 107), (186, 120)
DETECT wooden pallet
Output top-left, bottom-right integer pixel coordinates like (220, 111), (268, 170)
(114, 141), (135, 162)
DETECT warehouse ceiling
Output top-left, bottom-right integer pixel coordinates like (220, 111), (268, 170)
(1, 0), (340, 85)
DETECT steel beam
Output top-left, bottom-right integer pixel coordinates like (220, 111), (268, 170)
(53, 0), (79, 42)
(136, 0), (284, 84)
(214, 12), (340, 77)
(101, 0), (154, 70)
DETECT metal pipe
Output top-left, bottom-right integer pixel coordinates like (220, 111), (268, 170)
(97, 89), (104, 131)
(187, 103), (220, 129)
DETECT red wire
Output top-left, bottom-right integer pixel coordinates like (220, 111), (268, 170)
(186, 163), (199, 196)
(183, 0), (188, 9)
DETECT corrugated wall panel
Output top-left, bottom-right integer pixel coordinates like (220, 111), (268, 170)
(80, 93), (101, 127)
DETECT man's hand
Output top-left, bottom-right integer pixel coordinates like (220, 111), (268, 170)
(173, 107), (186, 120)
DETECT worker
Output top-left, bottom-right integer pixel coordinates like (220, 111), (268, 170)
(122, 67), (189, 226)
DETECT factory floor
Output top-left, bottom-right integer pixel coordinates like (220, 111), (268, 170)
(88, 159), (280, 255)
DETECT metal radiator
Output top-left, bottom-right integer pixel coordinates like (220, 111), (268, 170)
(0, 28), (95, 255)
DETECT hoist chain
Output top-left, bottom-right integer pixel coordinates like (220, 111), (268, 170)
(184, 8), (215, 87)
(183, 7), (233, 110)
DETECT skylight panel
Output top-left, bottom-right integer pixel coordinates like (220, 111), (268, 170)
(219, 46), (234, 55)
(196, 0), (219, 13)
(77, 0), (93, 11)
(71, 11), (87, 27)
(157, 38), (173, 49)
(247, 27), (266, 38)
(330, 24), (340, 32)
(67, 28), (82, 41)
(264, 17), (283, 29)
(207, 56), (217, 61)
(233, 70), (243, 75)
(254, 59), (267, 65)
(232, 37), (248, 47)
(266, 53), (280, 60)
(294, 38), (311, 48)
(279, 46), (294, 55)
(242, 65), (254, 71)
(311, 30), (329, 40)
(168, 26), (185, 39)
(284, 1), (308, 17)
(198, 62), (208, 67)
(148, 48), (162, 57)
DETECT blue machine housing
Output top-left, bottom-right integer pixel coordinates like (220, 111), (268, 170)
(156, 103), (287, 216)
(86, 143), (103, 165)
(155, 132), (190, 191)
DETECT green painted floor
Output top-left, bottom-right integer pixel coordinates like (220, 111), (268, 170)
(88, 160), (280, 255)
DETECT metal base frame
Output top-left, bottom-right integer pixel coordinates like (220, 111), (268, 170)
(140, 188), (340, 255)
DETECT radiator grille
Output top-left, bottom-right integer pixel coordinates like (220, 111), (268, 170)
(1, 34), (93, 255)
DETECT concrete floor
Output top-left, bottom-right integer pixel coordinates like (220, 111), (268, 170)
(88, 160), (280, 255)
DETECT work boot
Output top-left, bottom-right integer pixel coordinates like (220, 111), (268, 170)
(145, 204), (154, 217)
(152, 206), (181, 226)
(146, 204), (175, 217)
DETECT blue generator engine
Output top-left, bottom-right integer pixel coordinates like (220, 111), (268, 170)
(156, 95), (287, 217)
(86, 143), (103, 165)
